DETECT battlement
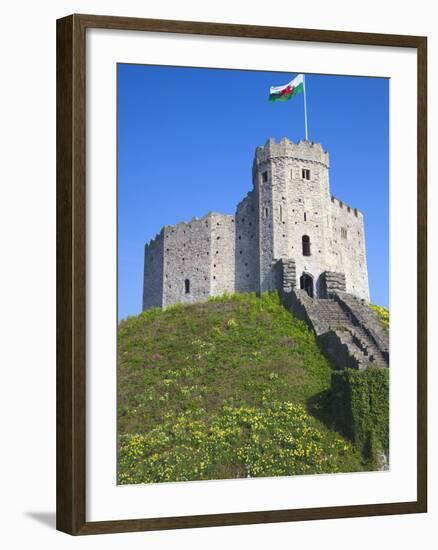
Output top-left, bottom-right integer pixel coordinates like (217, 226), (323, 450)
(144, 228), (164, 249)
(254, 137), (329, 169)
(144, 212), (234, 248)
(330, 195), (363, 218)
(236, 190), (255, 213)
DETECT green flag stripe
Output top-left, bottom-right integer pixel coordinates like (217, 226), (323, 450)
(269, 82), (304, 102)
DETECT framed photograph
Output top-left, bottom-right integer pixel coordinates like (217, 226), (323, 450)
(56, 14), (427, 535)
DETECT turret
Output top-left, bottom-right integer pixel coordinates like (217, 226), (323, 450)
(252, 138), (331, 293)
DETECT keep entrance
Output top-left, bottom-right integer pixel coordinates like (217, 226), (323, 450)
(300, 273), (314, 298)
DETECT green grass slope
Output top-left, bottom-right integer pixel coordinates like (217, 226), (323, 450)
(118, 291), (366, 484)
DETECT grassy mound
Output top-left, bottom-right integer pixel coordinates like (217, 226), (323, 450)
(118, 292), (366, 484)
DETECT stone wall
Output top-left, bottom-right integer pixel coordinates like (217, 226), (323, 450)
(209, 213), (236, 297)
(142, 232), (164, 310)
(253, 149), (275, 292)
(324, 271), (346, 297)
(328, 197), (369, 300)
(275, 258), (297, 293)
(235, 192), (259, 293)
(161, 216), (212, 307)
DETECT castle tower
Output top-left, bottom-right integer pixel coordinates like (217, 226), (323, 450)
(253, 138), (332, 296)
(142, 137), (370, 311)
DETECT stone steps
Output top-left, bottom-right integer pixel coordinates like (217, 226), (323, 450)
(344, 326), (387, 368)
(350, 323), (388, 367)
(283, 289), (389, 370)
(314, 298), (388, 369)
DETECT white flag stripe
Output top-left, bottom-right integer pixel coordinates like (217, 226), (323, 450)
(270, 73), (304, 94)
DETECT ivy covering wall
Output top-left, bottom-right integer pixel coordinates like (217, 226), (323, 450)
(330, 367), (389, 464)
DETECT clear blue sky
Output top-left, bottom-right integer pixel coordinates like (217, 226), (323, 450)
(118, 64), (389, 321)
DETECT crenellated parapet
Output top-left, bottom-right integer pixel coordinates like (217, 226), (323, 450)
(330, 196), (363, 218)
(253, 137), (329, 173)
(144, 228), (164, 250)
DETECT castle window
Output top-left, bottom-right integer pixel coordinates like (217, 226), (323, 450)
(339, 201), (344, 208)
(264, 208), (269, 218)
(354, 208), (358, 217)
(302, 235), (311, 256)
(341, 227), (348, 239)
(347, 206), (351, 213)
(184, 279), (190, 294)
(262, 171), (268, 182)
(280, 205), (283, 221)
(302, 168), (311, 180)
(331, 196), (335, 203)
(304, 212), (307, 222)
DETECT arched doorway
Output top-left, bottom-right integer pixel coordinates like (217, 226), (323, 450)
(300, 272), (314, 298)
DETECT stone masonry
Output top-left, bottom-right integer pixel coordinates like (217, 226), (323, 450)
(143, 138), (370, 310)
(281, 286), (389, 370)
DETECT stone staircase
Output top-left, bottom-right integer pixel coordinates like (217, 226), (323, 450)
(282, 289), (389, 371)
(315, 299), (388, 369)
(317, 299), (350, 326)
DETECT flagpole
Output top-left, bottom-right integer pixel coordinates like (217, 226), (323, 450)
(303, 74), (309, 140)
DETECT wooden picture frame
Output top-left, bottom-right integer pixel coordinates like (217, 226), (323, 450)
(56, 13), (427, 535)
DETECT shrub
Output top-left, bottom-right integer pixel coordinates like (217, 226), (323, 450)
(370, 304), (389, 330)
(330, 367), (389, 464)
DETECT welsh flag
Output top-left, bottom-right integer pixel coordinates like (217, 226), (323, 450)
(269, 74), (304, 102)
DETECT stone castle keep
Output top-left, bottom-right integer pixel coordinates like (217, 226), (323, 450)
(143, 138), (370, 311)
